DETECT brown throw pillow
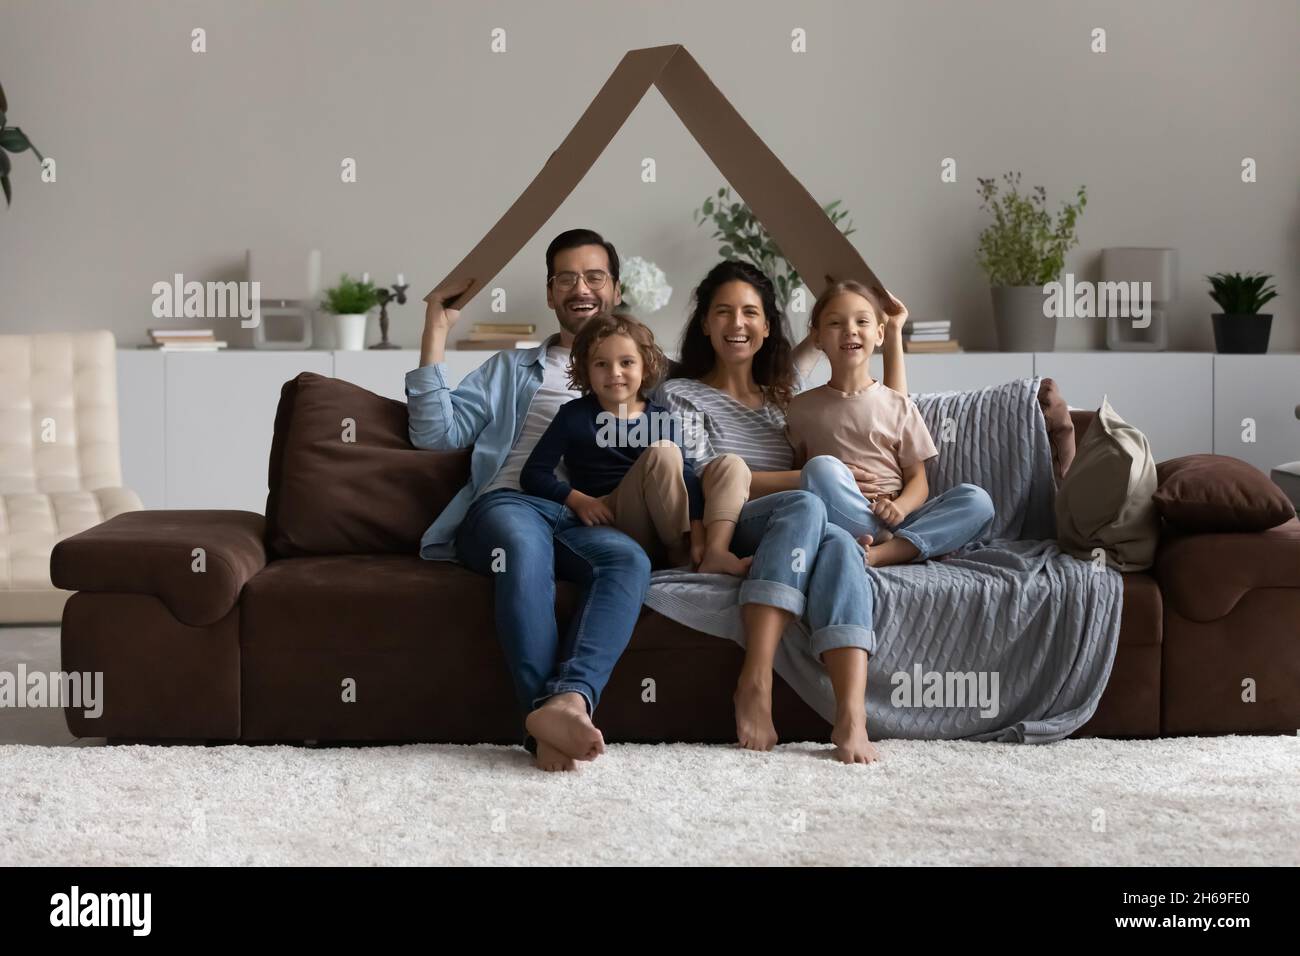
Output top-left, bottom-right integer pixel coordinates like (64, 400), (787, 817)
(264, 372), (471, 557)
(1037, 377), (1076, 483)
(1154, 454), (1296, 533)
(1055, 397), (1159, 571)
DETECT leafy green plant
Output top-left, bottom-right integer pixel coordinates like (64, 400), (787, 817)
(1205, 272), (1278, 314)
(694, 186), (855, 310)
(976, 172), (1087, 286)
(321, 274), (379, 314)
(0, 80), (46, 207)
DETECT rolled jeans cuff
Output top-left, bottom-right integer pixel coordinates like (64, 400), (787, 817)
(810, 624), (876, 658)
(738, 578), (806, 617)
(535, 682), (595, 717)
(892, 527), (928, 562)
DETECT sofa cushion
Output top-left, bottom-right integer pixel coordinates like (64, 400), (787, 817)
(1055, 397), (1159, 571)
(1154, 454), (1296, 532)
(1036, 377), (1075, 482)
(264, 373), (471, 557)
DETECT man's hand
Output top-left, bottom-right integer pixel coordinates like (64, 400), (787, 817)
(567, 490), (615, 527)
(871, 496), (908, 528)
(842, 461), (892, 498)
(420, 277), (475, 367)
(424, 277), (475, 332)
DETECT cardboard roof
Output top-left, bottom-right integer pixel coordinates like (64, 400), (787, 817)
(427, 43), (886, 312)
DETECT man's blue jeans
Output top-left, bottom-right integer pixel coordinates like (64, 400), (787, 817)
(800, 455), (995, 562)
(454, 489), (651, 719)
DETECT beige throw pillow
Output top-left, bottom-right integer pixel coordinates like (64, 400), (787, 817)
(1055, 397), (1159, 571)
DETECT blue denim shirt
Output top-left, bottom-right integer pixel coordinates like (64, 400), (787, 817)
(405, 333), (562, 560)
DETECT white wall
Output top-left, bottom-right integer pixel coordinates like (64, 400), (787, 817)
(1, 0), (1297, 353)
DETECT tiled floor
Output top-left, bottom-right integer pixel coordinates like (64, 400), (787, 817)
(0, 626), (104, 746)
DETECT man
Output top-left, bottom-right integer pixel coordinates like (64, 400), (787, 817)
(406, 229), (650, 772)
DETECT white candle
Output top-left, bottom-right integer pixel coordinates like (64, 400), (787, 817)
(361, 271), (370, 284)
(396, 273), (405, 286)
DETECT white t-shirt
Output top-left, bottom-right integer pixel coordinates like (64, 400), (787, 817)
(478, 344), (579, 497)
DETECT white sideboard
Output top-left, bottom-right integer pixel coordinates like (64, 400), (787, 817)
(115, 349), (1299, 512)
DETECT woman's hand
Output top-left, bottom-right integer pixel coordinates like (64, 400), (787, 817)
(842, 461), (892, 498)
(567, 490), (615, 527)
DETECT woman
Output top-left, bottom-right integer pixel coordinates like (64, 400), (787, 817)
(652, 260), (910, 765)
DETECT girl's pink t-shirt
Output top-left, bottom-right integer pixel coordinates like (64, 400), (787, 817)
(784, 381), (938, 494)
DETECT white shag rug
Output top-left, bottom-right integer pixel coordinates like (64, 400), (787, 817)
(2, 737), (1297, 866)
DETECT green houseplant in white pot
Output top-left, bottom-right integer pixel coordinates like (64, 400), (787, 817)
(1207, 271), (1277, 354)
(977, 172), (1087, 351)
(321, 274), (378, 350)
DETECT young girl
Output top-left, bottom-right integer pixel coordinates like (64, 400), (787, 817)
(786, 280), (995, 567)
(522, 314), (753, 573)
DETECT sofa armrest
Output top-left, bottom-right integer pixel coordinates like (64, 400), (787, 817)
(1155, 517), (1300, 622)
(50, 510), (267, 626)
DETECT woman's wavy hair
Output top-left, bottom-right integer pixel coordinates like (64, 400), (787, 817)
(669, 260), (798, 410)
(567, 313), (667, 399)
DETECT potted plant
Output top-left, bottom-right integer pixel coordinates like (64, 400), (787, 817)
(976, 172), (1087, 351)
(1206, 272), (1277, 354)
(1, 80), (46, 207)
(321, 274), (379, 350)
(695, 186), (855, 312)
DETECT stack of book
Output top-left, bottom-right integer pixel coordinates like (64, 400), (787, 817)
(144, 329), (227, 350)
(902, 320), (961, 353)
(455, 323), (542, 350)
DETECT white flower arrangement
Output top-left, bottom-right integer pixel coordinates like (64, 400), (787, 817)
(618, 256), (672, 314)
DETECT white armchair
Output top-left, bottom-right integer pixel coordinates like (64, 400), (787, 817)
(0, 331), (142, 622)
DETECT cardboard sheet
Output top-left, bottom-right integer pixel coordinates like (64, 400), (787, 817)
(427, 44), (886, 311)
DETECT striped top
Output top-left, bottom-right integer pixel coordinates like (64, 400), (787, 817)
(653, 374), (806, 472)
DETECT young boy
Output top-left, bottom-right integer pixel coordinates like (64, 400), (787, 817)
(786, 280), (995, 567)
(522, 313), (751, 572)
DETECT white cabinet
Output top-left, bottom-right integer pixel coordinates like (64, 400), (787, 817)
(1033, 352), (1214, 461)
(1213, 355), (1300, 471)
(332, 349), (488, 401)
(163, 351), (331, 512)
(115, 351), (165, 509)
(801, 352), (1034, 393)
(115, 349), (1298, 513)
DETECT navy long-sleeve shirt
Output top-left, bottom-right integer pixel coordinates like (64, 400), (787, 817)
(521, 393), (705, 520)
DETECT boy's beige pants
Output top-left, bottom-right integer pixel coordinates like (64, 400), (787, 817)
(600, 442), (751, 560)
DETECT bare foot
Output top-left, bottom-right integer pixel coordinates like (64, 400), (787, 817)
(866, 537), (920, 568)
(831, 711), (879, 764)
(534, 739), (578, 772)
(696, 548), (754, 577)
(734, 675), (778, 751)
(857, 534), (873, 569)
(525, 693), (605, 762)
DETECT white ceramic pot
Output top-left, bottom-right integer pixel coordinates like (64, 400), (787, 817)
(332, 313), (368, 350)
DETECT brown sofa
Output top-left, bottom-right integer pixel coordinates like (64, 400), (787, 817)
(50, 373), (1300, 743)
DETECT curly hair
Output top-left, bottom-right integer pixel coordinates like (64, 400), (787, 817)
(669, 260), (798, 410)
(567, 313), (667, 399)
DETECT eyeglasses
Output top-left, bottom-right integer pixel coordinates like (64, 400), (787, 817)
(550, 270), (611, 291)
